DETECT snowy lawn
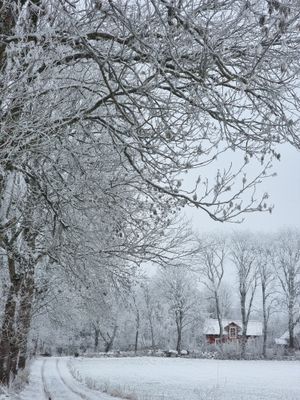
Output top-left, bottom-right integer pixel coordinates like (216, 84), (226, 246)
(70, 356), (300, 400)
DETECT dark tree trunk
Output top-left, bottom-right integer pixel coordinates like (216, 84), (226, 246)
(32, 338), (38, 357)
(240, 283), (256, 359)
(0, 259), (35, 384)
(134, 325), (139, 354)
(0, 0), (40, 385)
(16, 273), (35, 370)
(0, 259), (21, 385)
(99, 326), (118, 353)
(176, 310), (183, 354)
(262, 283), (267, 358)
(288, 306), (295, 351)
(105, 326), (118, 353)
(176, 328), (182, 354)
(215, 293), (223, 349)
(240, 290), (247, 359)
(240, 336), (247, 358)
(94, 327), (100, 352)
(0, 0), (17, 70)
(134, 305), (140, 354)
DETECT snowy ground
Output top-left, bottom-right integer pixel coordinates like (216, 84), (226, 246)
(3, 356), (300, 400)
(70, 356), (300, 400)
(10, 357), (114, 400)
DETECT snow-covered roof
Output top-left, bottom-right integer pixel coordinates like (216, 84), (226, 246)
(203, 318), (262, 336)
(275, 323), (300, 345)
(275, 338), (287, 345)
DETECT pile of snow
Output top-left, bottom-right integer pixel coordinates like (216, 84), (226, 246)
(0, 386), (11, 400)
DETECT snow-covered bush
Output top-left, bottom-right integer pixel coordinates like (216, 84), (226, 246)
(10, 365), (30, 392)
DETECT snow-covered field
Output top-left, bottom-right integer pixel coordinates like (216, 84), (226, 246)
(3, 356), (299, 400)
(70, 356), (300, 400)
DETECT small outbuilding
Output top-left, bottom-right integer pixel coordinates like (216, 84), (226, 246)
(275, 324), (300, 349)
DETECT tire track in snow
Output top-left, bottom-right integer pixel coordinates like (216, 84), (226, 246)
(41, 359), (53, 400)
(40, 357), (114, 400)
(55, 358), (90, 400)
(41, 358), (89, 400)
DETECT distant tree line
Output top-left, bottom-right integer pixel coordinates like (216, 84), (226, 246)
(25, 229), (300, 360)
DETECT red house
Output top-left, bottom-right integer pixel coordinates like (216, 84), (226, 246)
(203, 319), (262, 344)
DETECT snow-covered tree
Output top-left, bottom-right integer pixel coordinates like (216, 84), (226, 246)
(2, 0), (300, 384)
(254, 237), (278, 357)
(272, 230), (300, 350)
(155, 265), (203, 353)
(231, 232), (258, 358)
(198, 235), (227, 344)
(140, 280), (159, 350)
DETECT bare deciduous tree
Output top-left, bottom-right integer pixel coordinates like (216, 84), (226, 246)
(156, 265), (202, 353)
(2, 0), (300, 383)
(141, 281), (157, 350)
(255, 238), (277, 358)
(198, 235), (227, 346)
(272, 230), (300, 350)
(231, 233), (258, 358)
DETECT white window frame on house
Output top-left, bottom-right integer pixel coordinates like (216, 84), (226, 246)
(229, 326), (237, 339)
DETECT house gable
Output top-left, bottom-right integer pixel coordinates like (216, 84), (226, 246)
(224, 322), (241, 339)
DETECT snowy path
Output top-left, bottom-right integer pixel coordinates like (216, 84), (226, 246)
(18, 357), (114, 400)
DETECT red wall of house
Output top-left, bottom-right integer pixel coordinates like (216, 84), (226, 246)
(205, 334), (258, 344)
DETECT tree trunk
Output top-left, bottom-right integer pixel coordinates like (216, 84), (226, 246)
(149, 318), (155, 350)
(32, 337), (38, 357)
(94, 327), (100, 352)
(176, 328), (182, 354)
(288, 304), (295, 351)
(262, 283), (267, 358)
(105, 326), (118, 353)
(134, 326), (139, 354)
(16, 273), (35, 370)
(240, 329), (247, 359)
(215, 292), (223, 349)
(0, 1), (17, 70)
(176, 310), (183, 354)
(0, 258), (21, 385)
(134, 307), (140, 354)
(145, 293), (156, 350)
(240, 290), (247, 359)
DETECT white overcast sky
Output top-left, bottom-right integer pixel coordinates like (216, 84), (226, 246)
(183, 143), (300, 234)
